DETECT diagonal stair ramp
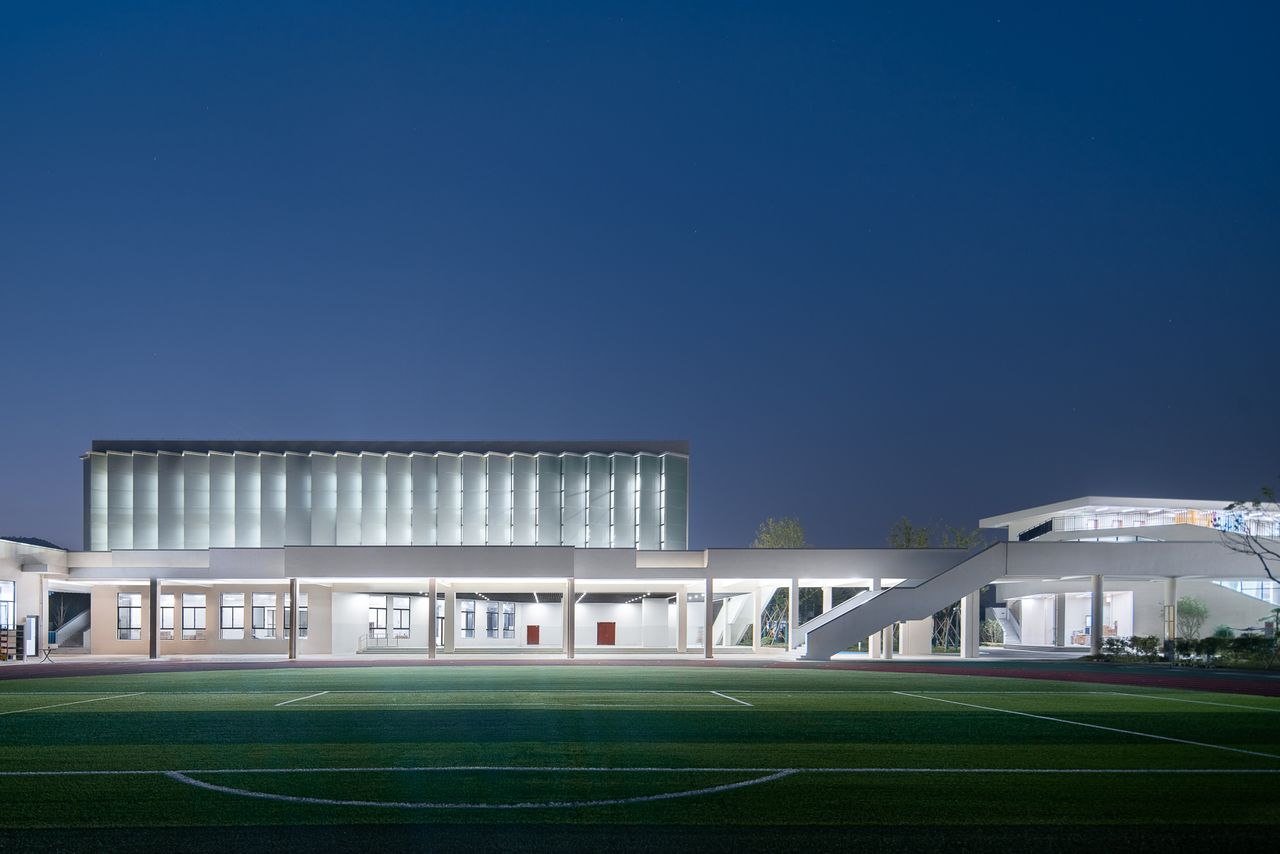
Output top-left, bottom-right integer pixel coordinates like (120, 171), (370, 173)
(799, 542), (1008, 660)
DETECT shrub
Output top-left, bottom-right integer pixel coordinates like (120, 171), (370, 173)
(1130, 635), (1160, 662)
(1212, 624), (1235, 639)
(1101, 637), (1128, 659)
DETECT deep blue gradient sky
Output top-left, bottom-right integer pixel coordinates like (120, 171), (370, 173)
(2, 3), (1277, 550)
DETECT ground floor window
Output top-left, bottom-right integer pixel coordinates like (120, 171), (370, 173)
(220, 593), (245, 640)
(0, 580), (14, 630)
(486, 603), (499, 638)
(369, 596), (388, 639)
(392, 596), (411, 639)
(116, 592), (142, 640)
(461, 599), (475, 638)
(182, 593), (206, 640)
(284, 592), (309, 639)
(502, 602), (515, 639)
(159, 593), (175, 640)
(252, 593), (276, 639)
(436, 599), (444, 641)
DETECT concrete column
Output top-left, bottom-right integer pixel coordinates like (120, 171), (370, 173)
(1164, 577), (1177, 643)
(703, 576), (713, 659)
(960, 591), (980, 659)
(868, 578), (882, 658)
(444, 588), (456, 653)
(1090, 575), (1104, 657)
(751, 587), (762, 653)
(288, 577), (299, 660)
(149, 578), (160, 660)
(822, 586), (833, 613)
(564, 578), (575, 659)
(788, 577), (800, 650)
(901, 616), (933, 656)
(427, 577), (437, 659)
(676, 588), (688, 653)
(881, 625), (894, 659)
(1053, 593), (1067, 648)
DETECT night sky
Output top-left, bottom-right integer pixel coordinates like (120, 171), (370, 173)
(2, 3), (1277, 551)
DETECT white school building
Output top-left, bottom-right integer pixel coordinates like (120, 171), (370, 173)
(1, 440), (1277, 662)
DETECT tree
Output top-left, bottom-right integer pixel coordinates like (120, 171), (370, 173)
(750, 517), (812, 646)
(752, 517), (808, 549)
(1223, 483), (1280, 584)
(887, 517), (929, 549)
(1176, 596), (1209, 641)
(937, 524), (983, 550)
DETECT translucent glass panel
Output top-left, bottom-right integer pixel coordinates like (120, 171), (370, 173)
(360, 453), (387, 546)
(385, 454), (412, 546)
(561, 454), (587, 548)
(335, 454), (362, 546)
(208, 454), (235, 548)
(310, 454), (337, 545)
(410, 453), (437, 545)
(511, 454), (536, 545)
(611, 454), (636, 549)
(183, 453), (210, 550)
(106, 453), (133, 550)
(587, 454), (610, 548)
(83, 449), (688, 550)
(157, 453), (184, 550)
(86, 452), (108, 550)
(661, 454), (688, 550)
(486, 455), (513, 546)
(536, 454), (561, 546)
(259, 454), (286, 548)
(234, 453), (261, 548)
(436, 454), (462, 546)
(461, 454), (487, 546)
(284, 453), (312, 546)
(637, 454), (662, 550)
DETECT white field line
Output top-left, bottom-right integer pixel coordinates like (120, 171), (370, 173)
(163, 768), (798, 809)
(274, 691), (330, 707)
(1108, 692), (1280, 713)
(0, 693), (144, 716)
(282, 702), (738, 710)
(895, 692), (1280, 761)
(709, 690), (753, 707)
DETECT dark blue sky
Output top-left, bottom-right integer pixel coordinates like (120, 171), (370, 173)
(2, 3), (1277, 550)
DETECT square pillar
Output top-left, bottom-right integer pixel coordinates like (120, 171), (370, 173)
(703, 577), (713, 659)
(960, 591), (980, 658)
(881, 625), (894, 659)
(788, 578), (800, 650)
(444, 588), (456, 653)
(1053, 593), (1067, 647)
(1090, 575), (1104, 657)
(564, 578), (575, 659)
(676, 588), (688, 653)
(1164, 577), (1177, 643)
(902, 616), (933, 656)
(868, 577), (882, 658)
(751, 587), (762, 653)
(822, 586), (833, 613)
(149, 578), (160, 660)
(427, 577), (437, 660)
(288, 577), (299, 660)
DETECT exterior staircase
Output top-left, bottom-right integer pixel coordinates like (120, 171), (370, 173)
(798, 543), (1008, 660)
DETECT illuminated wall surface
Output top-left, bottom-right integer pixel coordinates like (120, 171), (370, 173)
(83, 448), (688, 552)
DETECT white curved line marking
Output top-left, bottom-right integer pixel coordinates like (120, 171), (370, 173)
(164, 768), (796, 809)
(0, 693), (143, 716)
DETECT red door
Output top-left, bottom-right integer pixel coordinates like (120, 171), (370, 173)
(527, 625), (540, 646)
(597, 622), (616, 646)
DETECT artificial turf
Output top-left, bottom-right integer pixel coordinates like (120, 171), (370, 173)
(0, 664), (1277, 852)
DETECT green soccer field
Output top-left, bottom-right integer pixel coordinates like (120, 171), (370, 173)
(1, 664), (1277, 851)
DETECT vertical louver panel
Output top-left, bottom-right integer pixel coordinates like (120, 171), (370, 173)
(409, 452), (437, 545)
(208, 453), (235, 548)
(461, 453), (487, 545)
(107, 453), (134, 550)
(386, 454), (412, 545)
(157, 452), (184, 550)
(86, 453), (108, 551)
(586, 453), (611, 548)
(436, 454), (462, 545)
(284, 453), (311, 546)
(511, 454), (536, 545)
(310, 454), (337, 545)
(561, 454), (587, 548)
(660, 454), (688, 550)
(259, 453), (286, 548)
(360, 453), (387, 545)
(335, 453), (362, 545)
(610, 454), (636, 549)
(182, 452), (210, 550)
(637, 454), (662, 550)
(486, 455), (513, 546)
(535, 453), (561, 546)
(234, 452), (261, 548)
